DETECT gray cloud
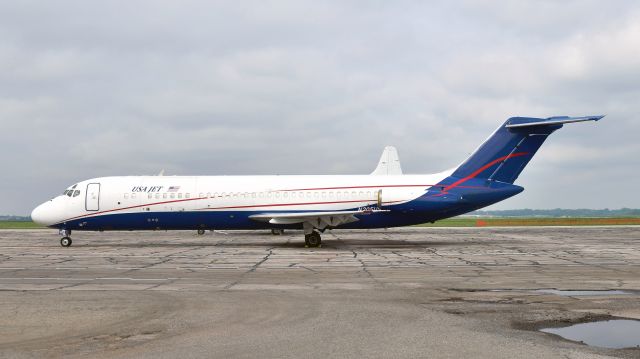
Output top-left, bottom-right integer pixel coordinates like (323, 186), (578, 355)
(1, 1), (638, 215)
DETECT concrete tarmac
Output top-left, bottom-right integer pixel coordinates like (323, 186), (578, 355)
(0, 227), (639, 358)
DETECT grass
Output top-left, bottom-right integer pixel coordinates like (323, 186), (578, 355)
(417, 217), (640, 227)
(0, 221), (45, 229)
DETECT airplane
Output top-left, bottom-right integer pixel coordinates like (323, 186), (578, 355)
(31, 115), (603, 248)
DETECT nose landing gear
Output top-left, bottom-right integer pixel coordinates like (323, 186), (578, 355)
(59, 229), (72, 247)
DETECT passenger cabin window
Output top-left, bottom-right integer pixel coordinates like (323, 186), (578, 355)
(163, 193), (167, 199)
(186, 193), (190, 199)
(132, 193), (136, 199)
(148, 193), (153, 199)
(178, 193), (183, 199)
(124, 193), (129, 199)
(155, 193), (160, 199)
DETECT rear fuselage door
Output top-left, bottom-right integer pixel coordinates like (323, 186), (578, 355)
(86, 183), (100, 211)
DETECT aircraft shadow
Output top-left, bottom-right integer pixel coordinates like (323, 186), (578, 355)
(80, 239), (494, 249)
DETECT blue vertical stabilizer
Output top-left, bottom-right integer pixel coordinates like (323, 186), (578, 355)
(450, 115), (603, 185)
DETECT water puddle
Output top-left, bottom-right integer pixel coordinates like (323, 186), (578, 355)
(541, 319), (640, 349)
(534, 289), (633, 296)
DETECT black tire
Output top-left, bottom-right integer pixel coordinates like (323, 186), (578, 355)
(60, 237), (72, 247)
(271, 229), (284, 235)
(197, 229), (205, 235)
(306, 232), (321, 247)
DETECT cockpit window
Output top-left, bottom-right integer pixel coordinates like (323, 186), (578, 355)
(62, 184), (79, 197)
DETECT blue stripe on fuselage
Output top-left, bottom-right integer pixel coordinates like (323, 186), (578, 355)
(53, 179), (523, 231)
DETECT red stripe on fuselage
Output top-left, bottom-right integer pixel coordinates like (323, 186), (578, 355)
(280, 184), (485, 191)
(56, 183), (439, 224)
(55, 197), (407, 225)
(196, 199), (404, 211)
(443, 152), (529, 192)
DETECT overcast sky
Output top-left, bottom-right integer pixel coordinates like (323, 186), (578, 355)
(1, 1), (639, 215)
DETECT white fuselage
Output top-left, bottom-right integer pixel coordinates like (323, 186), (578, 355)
(32, 171), (454, 229)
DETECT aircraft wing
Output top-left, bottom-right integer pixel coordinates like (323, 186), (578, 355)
(249, 209), (387, 230)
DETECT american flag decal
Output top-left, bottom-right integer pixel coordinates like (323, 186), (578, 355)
(168, 186), (180, 192)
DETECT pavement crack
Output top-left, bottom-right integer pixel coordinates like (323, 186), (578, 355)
(145, 278), (176, 290)
(248, 248), (273, 273)
(224, 247), (274, 290)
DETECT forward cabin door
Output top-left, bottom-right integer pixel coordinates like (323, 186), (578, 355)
(86, 183), (100, 211)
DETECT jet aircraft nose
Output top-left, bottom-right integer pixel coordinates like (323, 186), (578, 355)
(31, 201), (56, 227)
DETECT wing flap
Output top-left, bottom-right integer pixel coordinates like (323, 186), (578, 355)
(250, 210), (364, 221)
(250, 209), (388, 230)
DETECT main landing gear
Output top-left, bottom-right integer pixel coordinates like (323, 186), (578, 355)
(271, 229), (284, 235)
(59, 229), (72, 247)
(197, 229), (206, 235)
(304, 231), (321, 248)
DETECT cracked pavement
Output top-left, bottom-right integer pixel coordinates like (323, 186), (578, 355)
(0, 227), (639, 358)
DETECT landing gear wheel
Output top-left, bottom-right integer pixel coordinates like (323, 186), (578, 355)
(60, 237), (72, 247)
(197, 229), (206, 235)
(271, 229), (284, 235)
(305, 232), (321, 248)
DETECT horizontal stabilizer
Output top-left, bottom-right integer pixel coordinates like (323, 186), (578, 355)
(505, 115), (604, 128)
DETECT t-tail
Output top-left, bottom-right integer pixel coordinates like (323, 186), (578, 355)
(415, 115), (604, 219)
(449, 115), (604, 186)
